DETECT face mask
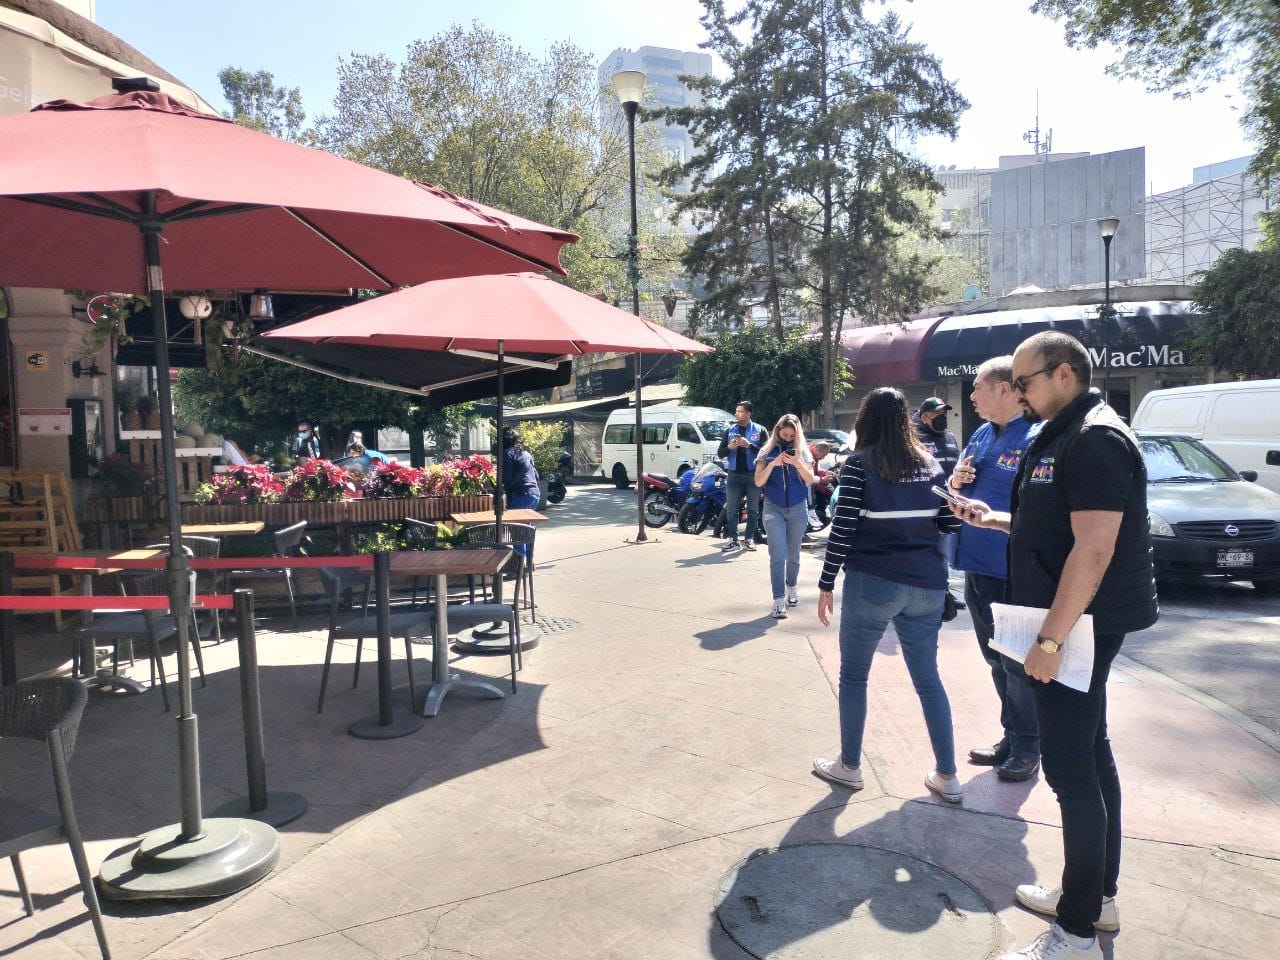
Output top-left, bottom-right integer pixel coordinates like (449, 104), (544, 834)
(931, 414), (947, 430)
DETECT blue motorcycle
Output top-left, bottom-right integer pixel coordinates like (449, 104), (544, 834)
(676, 459), (727, 535)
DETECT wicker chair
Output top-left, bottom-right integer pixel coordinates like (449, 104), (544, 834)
(0, 679), (110, 959)
(452, 523), (530, 691)
(462, 522), (538, 617)
(315, 566), (431, 713)
(403, 518), (439, 607)
(226, 521), (308, 627)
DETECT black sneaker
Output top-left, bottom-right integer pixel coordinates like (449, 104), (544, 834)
(742, 540), (757, 552)
(721, 540), (740, 552)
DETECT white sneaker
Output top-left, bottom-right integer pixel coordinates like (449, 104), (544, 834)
(924, 769), (963, 803)
(771, 599), (788, 619)
(786, 590), (799, 607)
(1000, 925), (1101, 959)
(812, 757), (863, 790)
(1015, 884), (1120, 932)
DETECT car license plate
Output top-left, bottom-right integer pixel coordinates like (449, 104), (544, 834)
(1217, 548), (1254, 568)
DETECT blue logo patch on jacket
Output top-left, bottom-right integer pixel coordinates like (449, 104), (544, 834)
(1029, 457), (1055, 484)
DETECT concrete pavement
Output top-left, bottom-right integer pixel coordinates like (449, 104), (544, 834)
(2, 485), (1277, 958)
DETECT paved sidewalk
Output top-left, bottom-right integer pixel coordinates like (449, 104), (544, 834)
(2, 487), (1278, 959)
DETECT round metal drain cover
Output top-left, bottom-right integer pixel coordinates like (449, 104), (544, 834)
(715, 843), (998, 959)
(526, 614), (577, 634)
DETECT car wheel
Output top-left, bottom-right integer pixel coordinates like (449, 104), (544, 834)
(611, 464), (630, 489)
(1251, 578), (1280, 597)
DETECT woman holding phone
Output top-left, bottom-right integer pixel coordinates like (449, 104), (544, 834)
(755, 414), (815, 619)
(812, 388), (965, 802)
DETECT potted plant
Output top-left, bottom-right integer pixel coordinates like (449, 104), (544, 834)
(281, 459), (352, 503)
(193, 463), (283, 505)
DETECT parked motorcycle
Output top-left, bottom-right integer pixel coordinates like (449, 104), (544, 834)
(711, 491), (769, 543)
(641, 467), (695, 528)
(677, 460), (727, 534)
(545, 450), (573, 505)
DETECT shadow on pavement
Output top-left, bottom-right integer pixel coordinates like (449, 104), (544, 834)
(695, 615), (776, 651)
(708, 791), (1034, 958)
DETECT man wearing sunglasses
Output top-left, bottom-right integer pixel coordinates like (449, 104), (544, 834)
(948, 331), (1158, 960)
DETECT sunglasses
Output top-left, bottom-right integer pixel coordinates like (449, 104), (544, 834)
(1011, 363), (1072, 394)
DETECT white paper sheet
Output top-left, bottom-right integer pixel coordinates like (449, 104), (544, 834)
(989, 603), (1095, 693)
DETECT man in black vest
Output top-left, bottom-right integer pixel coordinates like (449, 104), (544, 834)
(949, 331), (1158, 960)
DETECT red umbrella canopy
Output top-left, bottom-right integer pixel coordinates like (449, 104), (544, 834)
(262, 272), (712, 356)
(0, 90), (575, 293)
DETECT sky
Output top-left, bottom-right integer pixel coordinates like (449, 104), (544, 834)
(96, 0), (1255, 193)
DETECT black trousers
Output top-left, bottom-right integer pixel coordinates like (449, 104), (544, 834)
(965, 572), (1040, 759)
(1034, 632), (1124, 939)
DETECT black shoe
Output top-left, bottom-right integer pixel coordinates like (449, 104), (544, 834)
(968, 739), (1011, 766)
(996, 756), (1041, 782)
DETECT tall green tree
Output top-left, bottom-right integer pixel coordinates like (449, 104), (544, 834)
(217, 67), (309, 142)
(664, 1), (966, 425)
(316, 23), (684, 300)
(678, 326), (849, 425)
(1031, 1), (1280, 227)
(1189, 245), (1280, 378)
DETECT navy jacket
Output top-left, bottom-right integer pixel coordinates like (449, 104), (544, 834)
(819, 449), (962, 591)
(953, 415), (1042, 579)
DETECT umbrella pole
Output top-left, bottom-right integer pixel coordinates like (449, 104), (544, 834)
(99, 194), (279, 901)
(496, 340), (504, 530)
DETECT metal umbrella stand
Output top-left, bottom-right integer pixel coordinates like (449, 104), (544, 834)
(96, 197), (280, 900)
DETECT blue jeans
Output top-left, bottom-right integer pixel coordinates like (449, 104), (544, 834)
(837, 569), (956, 774)
(725, 472), (759, 542)
(965, 572), (1040, 761)
(762, 500), (807, 599)
(505, 490), (540, 559)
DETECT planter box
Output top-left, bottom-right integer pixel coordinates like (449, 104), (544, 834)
(179, 495), (494, 527)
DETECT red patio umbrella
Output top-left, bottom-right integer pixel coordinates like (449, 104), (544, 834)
(262, 271), (710, 529)
(0, 81), (576, 901)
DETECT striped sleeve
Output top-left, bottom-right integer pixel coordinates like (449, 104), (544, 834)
(935, 503), (962, 534)
(819, 457), (866, 592)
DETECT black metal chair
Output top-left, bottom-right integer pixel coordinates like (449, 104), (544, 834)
(0, 679), (110, 959)
(462, 522), (538, 617)
(453, 523), (530, 691)
(76, 569), (206, 712)
(315, 566), (431, 713)
(403, 518), (439, 607)
(226, 520), (308, 627)
(148, 536), (222, 642)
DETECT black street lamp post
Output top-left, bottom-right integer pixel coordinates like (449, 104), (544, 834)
(613, 68), (648, 542)
(1097, 216), (1119, 406)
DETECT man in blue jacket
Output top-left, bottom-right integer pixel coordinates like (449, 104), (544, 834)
(717, 401), (768, 552)
(949, 356), (1043, 781)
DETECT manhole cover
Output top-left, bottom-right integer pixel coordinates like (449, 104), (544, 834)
(715, 843), (998, 959)
(525, 614), (577, 634)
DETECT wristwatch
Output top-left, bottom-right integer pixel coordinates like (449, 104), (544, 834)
(1036, 635), (1062, 653)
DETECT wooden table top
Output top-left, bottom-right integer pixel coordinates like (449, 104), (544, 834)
(181, 521), (267, 537)
(389, 548), (511, 577)
(20, 548), (163, 576)
(449, 509), (549, 526)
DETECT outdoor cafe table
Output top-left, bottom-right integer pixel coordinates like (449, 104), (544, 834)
(180, 521), (266, 538)
(1, 549), (164, 693)
(449, 509), (549, 527)
(390, 549), (512, 717)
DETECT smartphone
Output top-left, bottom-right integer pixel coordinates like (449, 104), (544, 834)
(931, 484), (968, 508)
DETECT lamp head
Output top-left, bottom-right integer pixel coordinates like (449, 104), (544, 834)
(1097, 217), (1120, 240)
(178, 294), (212, 320)
(611, 70), (647, 107)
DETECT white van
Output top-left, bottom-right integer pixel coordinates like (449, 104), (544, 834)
(599, 406), (735, 487)
(1131, 380), (1280, 494)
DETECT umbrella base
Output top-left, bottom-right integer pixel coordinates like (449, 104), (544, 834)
(347, 710), (424, 740)
(210, 792), (309, 829)
(452, 622), (541, 655)
(97, 818), (279, 901)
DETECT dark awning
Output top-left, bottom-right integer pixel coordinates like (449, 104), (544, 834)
(921, 301), (1196, 379)
(840, 317), (945, 385)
